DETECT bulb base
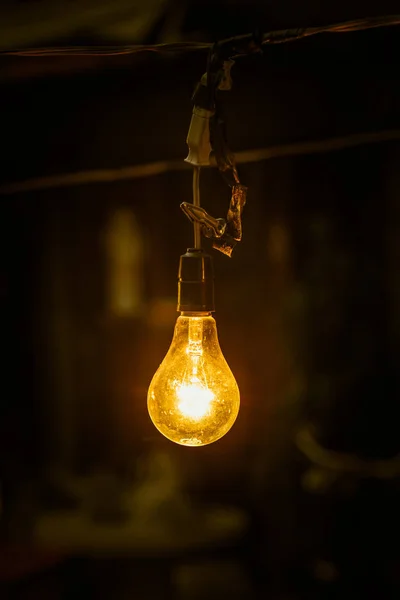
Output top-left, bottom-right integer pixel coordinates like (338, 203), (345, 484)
(177, 249), (215, 312)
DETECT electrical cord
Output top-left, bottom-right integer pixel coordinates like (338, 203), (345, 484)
(1, 15), (399, 57)
(1, 129), (398, 196)
(192, 166), (201, 249)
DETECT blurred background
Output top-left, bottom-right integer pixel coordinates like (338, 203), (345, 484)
(1, 1), (399, 598)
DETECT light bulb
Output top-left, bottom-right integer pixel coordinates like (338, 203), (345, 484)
(147, 313), (240, 447)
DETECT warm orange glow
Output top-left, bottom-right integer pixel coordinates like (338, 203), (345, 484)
(147, 314), (240, 446)
(176, 377), (215, 419)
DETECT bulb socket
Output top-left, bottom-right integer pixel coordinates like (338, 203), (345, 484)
(177, 249), (215, 312)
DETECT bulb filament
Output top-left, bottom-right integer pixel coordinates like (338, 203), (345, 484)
(175, 318), (214, 419)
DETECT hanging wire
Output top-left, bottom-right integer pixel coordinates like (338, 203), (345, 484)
(192, 167), (201, 249)
(1, 14), (399, 57)
(1, 128), (399, 196)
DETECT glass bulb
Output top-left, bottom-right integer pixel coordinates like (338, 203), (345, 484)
(147, 313), (240, 447)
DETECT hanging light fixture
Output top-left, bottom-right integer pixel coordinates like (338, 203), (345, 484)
(148, 49), (248, 446)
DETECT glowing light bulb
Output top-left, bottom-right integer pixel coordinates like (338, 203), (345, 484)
(147, 313), (240, 447)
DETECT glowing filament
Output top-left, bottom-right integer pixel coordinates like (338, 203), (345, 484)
(177, 377), (215, 419)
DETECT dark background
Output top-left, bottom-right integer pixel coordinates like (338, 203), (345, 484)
(1, 1), (399, 598)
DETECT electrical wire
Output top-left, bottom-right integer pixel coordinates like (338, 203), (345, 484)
(1, 129), (398, 196)
(1, 15), (399, 57)
(192, 166), (201, 249)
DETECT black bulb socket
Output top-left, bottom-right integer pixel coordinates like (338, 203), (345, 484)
(177, 248), (215, 313)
